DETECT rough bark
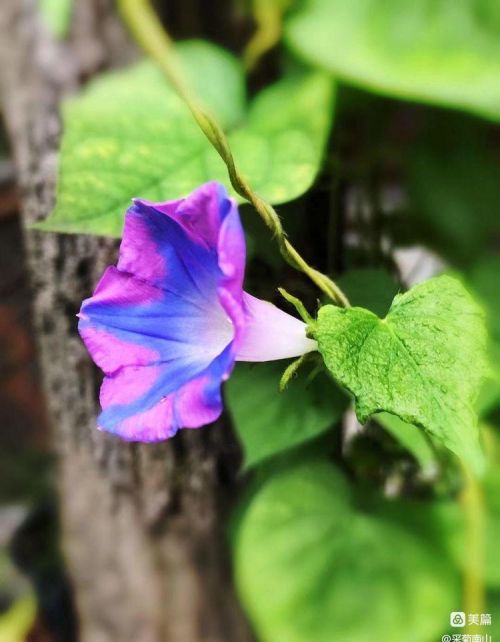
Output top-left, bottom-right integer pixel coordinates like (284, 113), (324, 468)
(0, 2), (253, 641)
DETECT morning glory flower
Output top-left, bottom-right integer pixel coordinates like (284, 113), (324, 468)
(78, 182), (317, 441)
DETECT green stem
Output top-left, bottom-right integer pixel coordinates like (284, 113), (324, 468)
(278, 287), (315, 325)
(243, 0), (284, 71)
(460, 463), (485, 632)
(279, 354), (310, 392)
(116, 0), (350, 308)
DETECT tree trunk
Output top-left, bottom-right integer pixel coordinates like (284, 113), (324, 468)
(0, 2), (253, 641)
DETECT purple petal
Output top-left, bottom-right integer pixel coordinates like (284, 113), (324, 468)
(236, 293), (317, 361)
(98, 345), (233, 441)
(79, 267), (232, 374)
(129, 182), (245, 296)
(116, 197), (183, 286)
(79, 182), (247, 440)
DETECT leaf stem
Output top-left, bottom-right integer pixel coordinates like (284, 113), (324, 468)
(278, 287), (315, 324)
(460, 463), (485, 631)
(117, 0), (350, 308)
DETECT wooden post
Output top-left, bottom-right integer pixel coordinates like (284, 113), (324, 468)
(0, 2), (253, 640)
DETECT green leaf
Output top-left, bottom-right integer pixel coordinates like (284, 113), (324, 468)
(226, 362), (347, 469)
(0, 552), (36, 642)
(174, 40), (245, 129)
(38, 41), (241, 236)
(477, 468), (500, 587)
(220, 70), (334, 204)
(310, 275), (487, 470)
(39, 40), (334, 236)
(285, 0), (500, 120)
(337, 268), (399, 317)
(487, 591), (500, 636)
(468, 256), (500, 344)
(39, 0), (72, 38)
(375, 412), (437, 471)
(414, 460), (500, 589)
(0, 595), (36, 642)
(234, 461), (458, 642)
(407, 135), (500, 267)
(467, 257), (500, 415)
(374, 494), (460, 564)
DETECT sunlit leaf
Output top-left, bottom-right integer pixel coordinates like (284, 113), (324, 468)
(39, 40), (334, 236)
(286, 0), (500, 120)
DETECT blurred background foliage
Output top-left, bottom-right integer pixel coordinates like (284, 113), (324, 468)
(2, 0), (500, 640)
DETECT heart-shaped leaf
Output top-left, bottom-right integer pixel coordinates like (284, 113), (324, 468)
(39, 40), (334, 236)
(310, 275), (487, 470)
(234, 461), (457, 642)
